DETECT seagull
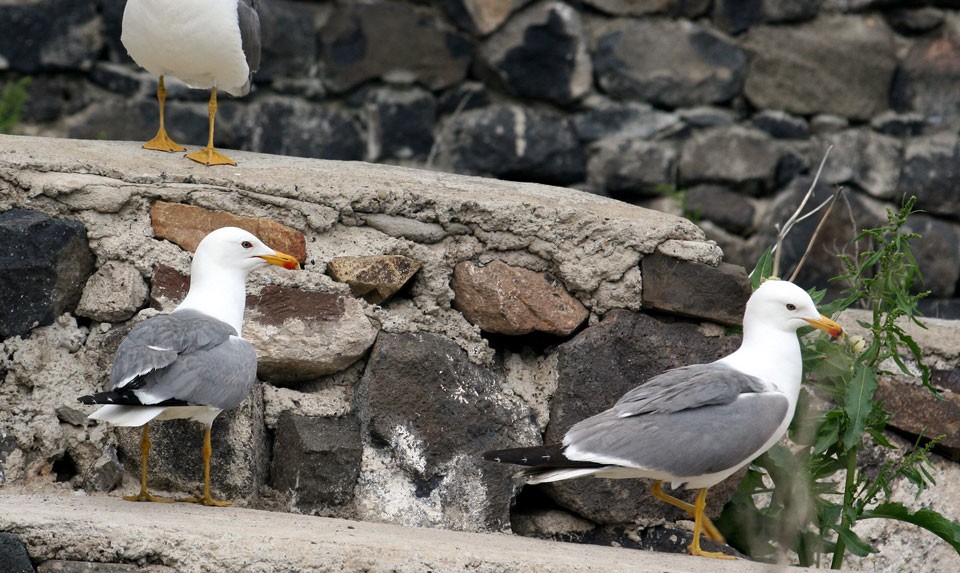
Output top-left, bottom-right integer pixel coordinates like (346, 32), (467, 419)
(483, 279), (843, 559)
(121, 0), (261, 166)
(78, 227), (299, 506)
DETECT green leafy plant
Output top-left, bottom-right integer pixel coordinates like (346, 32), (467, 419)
(0, 76), (31, 134)
(719, 196), (960, 567)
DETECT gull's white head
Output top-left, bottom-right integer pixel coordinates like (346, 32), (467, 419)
(745, 279), (842, 337)
(192, 227), (300, 275)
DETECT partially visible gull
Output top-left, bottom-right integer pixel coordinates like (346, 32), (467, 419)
(484, 279), (842, 559)
(121, 0), (261, 166)
(79, 227), (299, 506)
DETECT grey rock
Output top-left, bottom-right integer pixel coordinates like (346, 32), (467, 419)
(76, 261), (149, 323)
(885, 7), (945, 36)
(363, 214), (446, 244)
(320, 2), (471, 92)
(435, 105), (586, 185)
(820, 129), (902, 200)
(809, 113), (849, 134)
(239, 97), (365, 160)
(902, 214), (960, 298)
(0, 532), (32, 573)
(712, 0), (765, 34)
(82, 445), (123, 493)
(892, 27), (960, 126)
(364, 87), (436, 161)
(678, 126), (781, 195)
(752, 110), (809, 139)
(543, 310), (742, 524)
(870, 110), (926, 138)
(270, 413), (362, 515)
(677, 106), (737, 129)
(478, 1), (592, 105)
(355, 331), (537, 532)
(437, 82), (490, 115)
(0, 209), (95, 339)
(762, 0), (822, 23)
(592, 18), (746, 107)
(743, 16), (896, 120)
(55, 406), (89, 428)
(685, 184), (756, 235)
(898, 133), (960, 219)
(88, 62), (144, 97)
(245, 286), (379, 384)
(574, 100), (680, 142)
(67, 98), (208, 149)
(641, 253), (752, 326)
(438, 0), (532, 36)
(875, 371), (960, 462)
(16, 75), (91, 124)
(0, 0), (101, 73)
(587, 138), (677, 199)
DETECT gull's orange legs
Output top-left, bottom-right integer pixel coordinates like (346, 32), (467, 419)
(123, 424), (173, 503)
(178, 426), (230, 507)
(651, 480), (725, 543)
(142, 76), (186, 153)
(687, 487), (736, 559)
(185, 88), (237, 166)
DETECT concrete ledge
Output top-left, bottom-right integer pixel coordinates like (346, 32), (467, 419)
(0, 493), (825, 573)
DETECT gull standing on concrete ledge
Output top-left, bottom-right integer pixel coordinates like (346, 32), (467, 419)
(79, 227), (299, 506)
(484, 279), (842, 559)
(121, 0), (261, 166)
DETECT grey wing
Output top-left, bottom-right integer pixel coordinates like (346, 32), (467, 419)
(613, 363), (768, 417)
(566, 393), (790, 478)
(238, 0), (261, 83)
(134, 335), (258, 411)
(109, 311), (237, 390)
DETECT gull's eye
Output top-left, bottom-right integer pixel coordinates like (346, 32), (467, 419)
(241, 241), (254, 249)
(786, 303), (796, 311)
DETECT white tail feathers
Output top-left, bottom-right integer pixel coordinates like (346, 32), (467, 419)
(88, 405), (167, 426)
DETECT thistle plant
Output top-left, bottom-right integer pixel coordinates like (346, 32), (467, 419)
(718, 196), (960, 567)
(0, 77), (31, 134)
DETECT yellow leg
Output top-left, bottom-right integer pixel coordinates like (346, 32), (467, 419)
(178, 426), (231, 507)
(185, 88), (237, 166)
(142, 76), (186, 153)
(687, 488), (736, 559)
(651, 480), (725, 544)
(123, 424), (173, 503)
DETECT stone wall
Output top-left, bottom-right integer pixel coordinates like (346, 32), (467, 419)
(3, 0), (960, 315)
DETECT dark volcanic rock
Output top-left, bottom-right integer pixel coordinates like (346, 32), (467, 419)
(438, 0), (531, 36)
(819, 128), (902, 200)
(270, 413), (362, 515)
(436, 105), (586, 185)
(573, 101), (680, 143)
(542, 310), (743, 524)
(0, 532), (32, 573)
(876, 372), (960, 461)
(477, 2), (591, 105)
(364, 87), (437, 161)
(684, 184), (756, 236)
(0, 210), (95, 339)
(592, 18), (746, 107)
(898, 133), (960, 220)
(256, 0), (316, 82)
(885, 7), (945, 36)
(743, 15), (896, 120)
(901, 213), (960, 297)
(0, 0), (102, 73)
(356, 331), (536, 531)
(320, 2), (472, 92)
(892, 27), (960, 126)
(239, 97), (365, 160)
(641, 253), (752, 326)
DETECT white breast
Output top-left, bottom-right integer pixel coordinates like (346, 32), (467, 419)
(121, 0), (250, 95)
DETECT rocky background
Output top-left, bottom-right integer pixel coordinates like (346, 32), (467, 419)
(3, 0), (960, 317)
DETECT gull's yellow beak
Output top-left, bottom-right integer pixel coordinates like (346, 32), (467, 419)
(258, 251), (301, 270)
(803, 314), (843, 338)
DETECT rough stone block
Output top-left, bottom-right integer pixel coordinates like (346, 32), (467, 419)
(75, 261), (149, 323)
(150, 201), (307, 263)
(327, 254), (422, 304)
(0, 209), (95, 339)
(452, 260), (588, 336)
(876, 371), (960, 461)
(0, 532), (32, 573)
(270, 412), (362, 515)
(641, 253), (751, 326)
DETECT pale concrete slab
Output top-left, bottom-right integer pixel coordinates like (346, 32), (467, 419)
(0, 493), (826, 573)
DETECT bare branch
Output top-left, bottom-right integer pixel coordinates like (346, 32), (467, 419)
(789, 187), (844, 282)
(771, 145), (834, 278)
